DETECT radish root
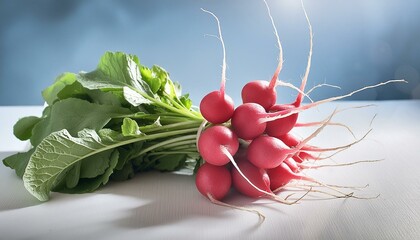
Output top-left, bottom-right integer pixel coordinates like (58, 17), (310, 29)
(201, 8), (228, 97)
(299, 159), (384, 170)
(262, 79), (407, 123)
(263, 0), (284, 90)
(207, 193), (266, 222)
(306, 82), (342, 96)
(281, 185), (380, 201)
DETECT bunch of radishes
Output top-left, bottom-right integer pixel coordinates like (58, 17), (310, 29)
(194, 1), (403, 218)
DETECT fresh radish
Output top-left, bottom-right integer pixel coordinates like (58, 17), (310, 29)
(231, 103), (267, 140)
(195, 163), (231, 200)
(200, 91), (234, 124)
(246, 109), (336, 169)
(193, 0), (400, 216)
(199, 9), (234, 124)
(197, 125), (239, 166)
(265, 104), (300, 138)
(283, 157), (301, 173)
(231, 160), (272, 198)
(196, 161), (266, 220)
(231, 159), (308, 204)
(267, 162), (315, 191)
(241, 80), (277, 111)
(247, 135), (293, 169)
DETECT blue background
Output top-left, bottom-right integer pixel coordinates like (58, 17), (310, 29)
(1, 0), (419, 106)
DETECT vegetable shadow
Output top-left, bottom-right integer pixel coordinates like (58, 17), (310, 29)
(0, 152), (42, 211)
(105, 172), (264, 229)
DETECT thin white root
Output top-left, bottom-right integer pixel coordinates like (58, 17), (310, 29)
(207, 193), (266, 222)
(303, 128), (372, 153)
(286, 182), (370, 191)
(285, 187), (355, 200)
(335, 104), (377, 113)
(276, 80), (314, 102)
(306, 79), (407, 109)
(304, 179), (378, 200)
(281, 185), (380, 200)
(295, 0), (313, 104)
(369, 113), (378, 128)
(306, 82), (342, 96)
(313, 148), (348, 161)
(264, 79), (407, 122)
(300, 159), (384, 170)
(271, 176), (366, 199)
(295, 121), (356, 139)
(201, 8), (228, 95)
(295, 104), (377, 139)
(293, 108), (338, 152)
(263, 0), (284, 89)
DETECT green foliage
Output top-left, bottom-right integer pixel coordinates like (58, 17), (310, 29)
(3, 51), (203, 201)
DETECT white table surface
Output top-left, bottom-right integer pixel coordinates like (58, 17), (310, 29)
(1, 100), (420, 240)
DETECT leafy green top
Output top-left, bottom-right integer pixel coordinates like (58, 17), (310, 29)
(3, 51), (204, 201)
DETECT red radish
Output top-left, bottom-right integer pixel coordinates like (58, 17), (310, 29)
(196, 161), (266, 220)
(231, 160), (272, 198)
(247, 135), (294, 169)
(231, 159), (307, 204)
(265, 104), (299, 138)
(195, 163), (231, 200)
(278, 132), (301, 147)
(241, 80), (277, 111)
(231, 103), (267, 140)
(197, 125), (239, 166)
(284, 157), (301, 173)
(200, 91), (234, 124)
(197, 124), (294, 204)
(267, 162), (315, 191)
(199, 9), (234, 124)
(247, 109), (336, 169)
